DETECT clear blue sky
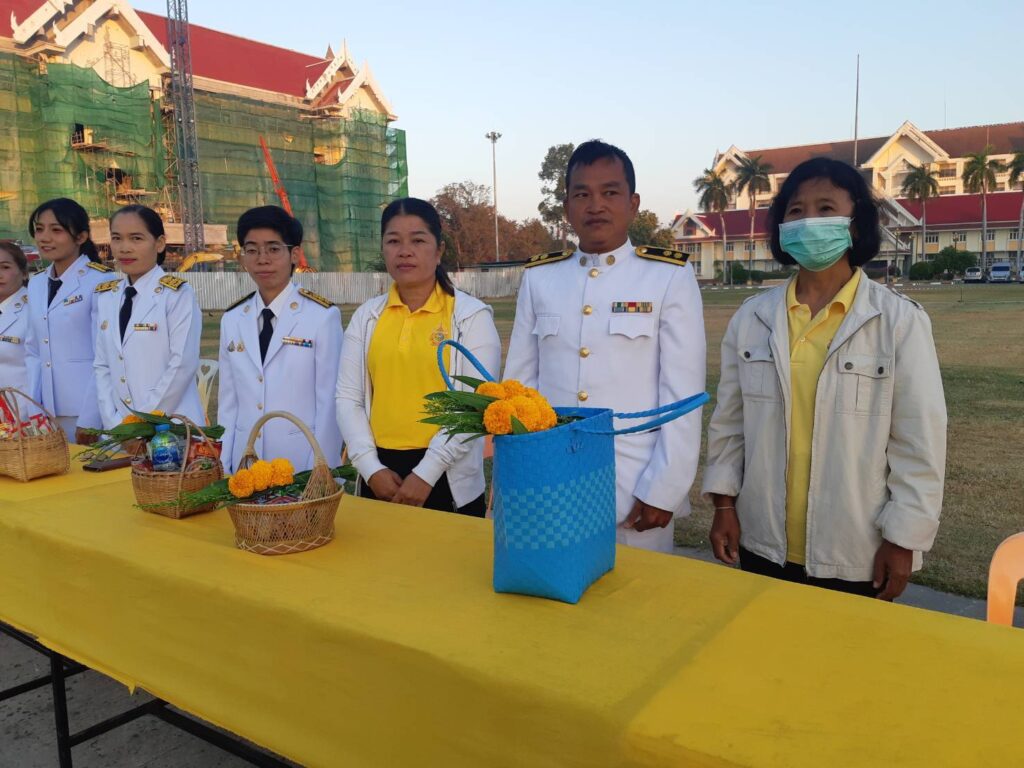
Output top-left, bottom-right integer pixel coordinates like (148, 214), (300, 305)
(135, 0), (1023, 226)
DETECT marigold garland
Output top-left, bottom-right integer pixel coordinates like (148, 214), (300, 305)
(249, 460), (274, 492)
(270, 457), (294, 486)
(483, 399), (516, 435)
(228, 469), (255, 498)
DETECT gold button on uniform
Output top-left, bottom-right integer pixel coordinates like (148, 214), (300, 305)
(45, 361), (51, 368)
(606, 255), (616, 265)
(257, 403), (264, 410)
(119, 377), (125, 383)
(589, 268), (599, 278)
(577, 391), (588, 402)
(257, 375), (264, 383)
(125, 398), (132, 405)
(580, 347), (590, 358)
(582, 305), (593, 315)
(578, 256), (587, 266)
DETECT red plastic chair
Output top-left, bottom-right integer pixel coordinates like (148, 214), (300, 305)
(986, 532), (1024, 626)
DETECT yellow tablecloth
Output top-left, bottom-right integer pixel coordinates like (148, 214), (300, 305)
(1, 480), (1021, 767)
(0, 445), (130, 502)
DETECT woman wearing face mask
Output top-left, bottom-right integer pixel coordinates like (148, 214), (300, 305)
(93, 205), (203, 429)
(24, 198), (113, 442)
(702, 158), (946, 600)
(0, 242), (32, 394)
(336, 197), (501, 515)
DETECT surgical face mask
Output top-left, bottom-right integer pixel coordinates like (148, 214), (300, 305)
(778, 216), (853, 271)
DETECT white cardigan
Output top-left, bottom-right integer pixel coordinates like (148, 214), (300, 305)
(335, 288), (501, 507)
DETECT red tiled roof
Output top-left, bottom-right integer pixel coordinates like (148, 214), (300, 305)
(137, 10), (329, 97)
(681, 208), (772, 241)
(745, 123), (1024, 174)
(0, 1), (333, 97)
(1, 0), (48, 35)
(896, 192), (1024, 229)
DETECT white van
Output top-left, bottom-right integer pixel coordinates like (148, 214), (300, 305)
(990, 263), (1013, 283)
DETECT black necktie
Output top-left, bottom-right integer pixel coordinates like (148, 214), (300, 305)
(47, 278), (62, 307)
(119, 286), (137, 341)
(259, 308), (275, 362)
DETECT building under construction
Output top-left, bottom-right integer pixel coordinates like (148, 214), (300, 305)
(0, 0), (408, 270)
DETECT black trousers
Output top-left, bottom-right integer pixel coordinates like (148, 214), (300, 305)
(358, 447), (486, 518)
(739, 547), (878, 598)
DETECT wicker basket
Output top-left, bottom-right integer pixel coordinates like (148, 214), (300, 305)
(227, 411), (342, 555)
(131, 414), (223, 519)
(0, 388), (70, 482)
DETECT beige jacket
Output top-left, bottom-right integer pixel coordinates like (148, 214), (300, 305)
(702, 274), (947, 580)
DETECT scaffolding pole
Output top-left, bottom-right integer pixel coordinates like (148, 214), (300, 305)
(166, 0), (205, 253)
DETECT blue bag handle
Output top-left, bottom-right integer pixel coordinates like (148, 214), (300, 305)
(576, 392), (709, 436)
(437, 339), (708, 435)
(437, 339), (496, 389)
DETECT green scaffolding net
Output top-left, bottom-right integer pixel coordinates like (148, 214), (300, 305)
(0, 53), (408, 271)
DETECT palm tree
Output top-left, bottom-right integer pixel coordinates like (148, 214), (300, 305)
(962, 145), (1006, 268)
(694, 169), (731, 284)
(900, 163), (939, 274)
(732, 156), (773, 282)
(1008, 151), (1024, 274)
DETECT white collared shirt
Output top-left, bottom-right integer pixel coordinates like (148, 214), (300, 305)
(255, 283), (297, 335)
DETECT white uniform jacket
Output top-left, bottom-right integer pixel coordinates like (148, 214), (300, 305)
(93, 266), (204, 429)
(504, 239), (707, 552)
(0, 289), (32, 395)
(217, 282), (343, 473)
(25, 255), (110, 430)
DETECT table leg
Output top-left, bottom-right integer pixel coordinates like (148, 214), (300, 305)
(49, 652), (73, 768)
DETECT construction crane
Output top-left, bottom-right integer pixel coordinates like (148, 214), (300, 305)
(166, 0), (205, 256)
(259, 135), (313, 272)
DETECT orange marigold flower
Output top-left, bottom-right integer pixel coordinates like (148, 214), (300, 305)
(249, 460), (274, 492)
(501, 379), (527, 398)
(228, 469), (255, 498)
(537, 403), (558, 430)
(483, 399), (516, 435)
(121, 414), (144, 425)
(523, 386), (545, 401)
(150, 410), (165, 417)
(270, 457), (294, 486)
(507, 395), (542, 432)
(476, 381), (507, 399)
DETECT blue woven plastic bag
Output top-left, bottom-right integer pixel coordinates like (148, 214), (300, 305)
(436, 341), (708, 604)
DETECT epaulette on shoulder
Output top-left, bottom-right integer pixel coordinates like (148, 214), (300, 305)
(226, 291), (255, 312)
(94, 279), (121, 294)
(298, 288), (333, 308)
(635, 245), (689, 266)
(159, 275), (186, 291)
(86, 260), (114, 273)
(886, 285), (923, 309)
(524, 249), (574, 269)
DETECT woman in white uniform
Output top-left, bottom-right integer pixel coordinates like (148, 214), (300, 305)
(24, 198), (111, 442)
(0, 241), (32, 394)
(93, 205), (203, 428)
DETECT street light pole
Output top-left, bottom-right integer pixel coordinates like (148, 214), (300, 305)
(485, 131), (502, 262)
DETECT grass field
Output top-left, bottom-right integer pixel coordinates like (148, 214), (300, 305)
(200, 283), (1024, 599)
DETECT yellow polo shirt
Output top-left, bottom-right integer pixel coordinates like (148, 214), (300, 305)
(785, 269), (861, 565)
(368, 283), (455, 450)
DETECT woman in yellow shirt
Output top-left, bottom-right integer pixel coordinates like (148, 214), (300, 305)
(336, 198), (501, 515)
(703, 158), (946, 600)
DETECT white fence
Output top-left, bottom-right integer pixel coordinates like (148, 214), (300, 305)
(173, 268), (525, 310)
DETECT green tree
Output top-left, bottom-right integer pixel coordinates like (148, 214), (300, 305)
(900, 163), (939, 273)
(962, 145), (1006, 266)
(693, 168), (731, 283)
(933, 245), (977, 276)
(1007, 151), (1024, 273)
(628, 209), (674, 248)
(537, 143), (575, 248)
(732, 155), (772, 280)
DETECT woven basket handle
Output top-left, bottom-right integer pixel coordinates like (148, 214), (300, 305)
(165, 413), (219, 496)
(436, 339), (496, 391)
(576, 392), (710, 436)
(0, 387), (60, 437)
(238, 410), (326, 469)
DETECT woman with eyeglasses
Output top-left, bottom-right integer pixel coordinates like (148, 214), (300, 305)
(217, 205), (343, 473)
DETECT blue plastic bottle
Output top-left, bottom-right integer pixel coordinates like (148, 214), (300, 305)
(149, 424), (182, 472)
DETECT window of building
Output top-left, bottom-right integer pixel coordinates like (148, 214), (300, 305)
(987, 230), (996, 241)
(939, 167), (957, 178)
(940, 186), (957, 195)
(682, 242), (701, 254)
(725, 242), (735, 253)
(953, 232), (966, 243)
(925, 233), (939, 244)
